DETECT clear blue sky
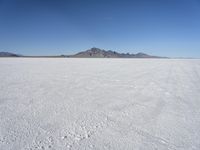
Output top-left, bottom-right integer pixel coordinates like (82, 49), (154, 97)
(0, 0), (200, 57)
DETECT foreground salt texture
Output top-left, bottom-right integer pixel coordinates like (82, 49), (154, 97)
(0, 58), (200, 150)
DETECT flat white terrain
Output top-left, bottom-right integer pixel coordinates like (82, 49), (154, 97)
(0, 58), (200, 150)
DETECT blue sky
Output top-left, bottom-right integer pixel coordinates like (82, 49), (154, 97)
(0, 0), (200, 57)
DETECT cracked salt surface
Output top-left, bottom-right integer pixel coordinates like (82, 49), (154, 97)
(0, 58), (200, 150)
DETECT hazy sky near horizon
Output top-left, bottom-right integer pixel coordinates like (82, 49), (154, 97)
(0, 0), (200, 57)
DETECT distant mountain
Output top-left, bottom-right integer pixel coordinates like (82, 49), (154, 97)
(0, 52), (21, 57)
(0, 48), (167, 58)
(68, 48), (165, 58)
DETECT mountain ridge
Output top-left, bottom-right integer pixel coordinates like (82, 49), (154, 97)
(0, 48), (167, 58)
(0, 52), (21, 57)
(68, 48), (166, 58)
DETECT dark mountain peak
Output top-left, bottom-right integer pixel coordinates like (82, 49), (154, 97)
(86, 47), (105, 54)
(89, 47), (103, 52)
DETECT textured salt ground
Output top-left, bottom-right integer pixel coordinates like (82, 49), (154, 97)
(0, 58), (200, 150)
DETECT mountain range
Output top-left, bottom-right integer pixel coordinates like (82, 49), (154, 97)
(0, 48), (166, 58)
(68, 48), (164, 58)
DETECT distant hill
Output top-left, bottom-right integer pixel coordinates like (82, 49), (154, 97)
(0, 52), (21, 57)
(68, 48), (165, 58)
(0, 48), (167, 58)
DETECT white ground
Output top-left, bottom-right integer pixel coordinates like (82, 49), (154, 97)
(0, 58), (200, 150)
